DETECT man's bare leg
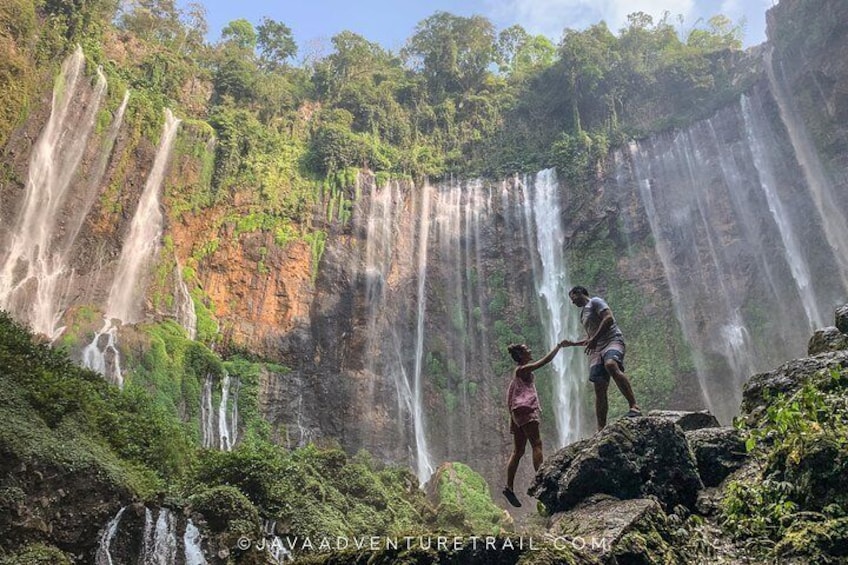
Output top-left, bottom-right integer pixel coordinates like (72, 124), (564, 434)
(594, 380), (610, 430)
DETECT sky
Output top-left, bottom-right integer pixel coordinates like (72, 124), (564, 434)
(188, 0), (775, 60)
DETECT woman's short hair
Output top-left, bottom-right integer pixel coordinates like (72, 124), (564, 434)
(507, 343), (529, 363)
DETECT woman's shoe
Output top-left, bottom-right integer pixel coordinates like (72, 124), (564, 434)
(502, 487), (522, 507)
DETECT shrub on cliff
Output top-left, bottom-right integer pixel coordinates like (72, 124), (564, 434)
(0, 311), (195, 492)
(192, 441), (433, 542)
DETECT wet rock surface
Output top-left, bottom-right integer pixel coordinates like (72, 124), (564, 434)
(529, 417), (703, 513)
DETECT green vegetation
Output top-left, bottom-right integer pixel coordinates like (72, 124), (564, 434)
(193, 443), (434, 542)
(721, 367), (848, 562)
(432, 462), (510, 534)
(0, 310), (459, 558)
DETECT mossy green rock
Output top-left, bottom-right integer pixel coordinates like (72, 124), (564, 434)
(426, 462), (512, 535)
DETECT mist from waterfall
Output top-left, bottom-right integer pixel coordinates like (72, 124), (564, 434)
(0, 46), (107, 338)
(618, 85), (848, 423)
(764, 47), (848, 291)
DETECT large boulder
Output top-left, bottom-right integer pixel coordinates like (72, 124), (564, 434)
(547, 495), (682, 564)
(424, 462), (512, 534)
(685, 427), (748, 487)
(741, 351), (848, 423)
(807, 326), (848, 356)
(836, 304), (848, 334)
(646, 410), (719, 431)
(529, 417), (703, 513)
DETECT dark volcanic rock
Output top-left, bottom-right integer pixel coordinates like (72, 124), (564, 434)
(548, 494), (682, 564)
(646, 410), (720, 431)
(741, 351), (848, 423)
(529, 417), (703, 513)
(685, 427), (748, 487)
(808, 326), (848, 356)
(836, 304), (848, 335)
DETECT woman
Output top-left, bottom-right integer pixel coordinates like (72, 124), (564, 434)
(502, 340), (571, 507)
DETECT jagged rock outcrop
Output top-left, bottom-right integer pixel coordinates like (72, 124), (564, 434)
(645, 410), (720, 431)
(741, 350), (848, 423)
(0, 447), (132, 561)
(529, 417), (703, 514)
(808, 326), (848, 355)
(837, 304), (848, 334)
(547, 495), (683, 564)
(685, 427), (748, 487)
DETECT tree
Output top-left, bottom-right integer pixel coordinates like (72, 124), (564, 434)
(687, 15), (744, 51)
(256, 17), (297, 71)
(403, 12), (497, 99)
(221, 18), (257, 51)
(559, 23), (616, 132)
(117, 0), (182, 44)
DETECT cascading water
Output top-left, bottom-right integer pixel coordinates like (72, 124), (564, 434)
(106, 109), (181, 324)
(82, 319), (123, 386)
(174, 263), (197, 340)
(151, 508), (178, 565)
(739, 94), (823, 329)
(183, 520), (206, 565)
(764, 46), (848, 291)
(352, 174), (592, 482)
(263, 519), (291, 563)
(95, 506), (126, 565)
(200, 372), (239, 451)
(410, 182), (435, 482)
(522, 169), (586, 445)
(0, 45), (107, 338)
(83, 110), (181, 385)
(618, 84), (848, 422)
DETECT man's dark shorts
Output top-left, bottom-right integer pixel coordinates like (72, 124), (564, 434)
(588, 342), (625, 384)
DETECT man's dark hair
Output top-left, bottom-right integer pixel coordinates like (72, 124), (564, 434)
(569, 286), (589, 297)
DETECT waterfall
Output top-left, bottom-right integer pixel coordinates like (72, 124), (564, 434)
(200, 374), (214, 448)
(627, 133), (758, 422)
(764, 47), (848, 292)
(739, 94), (824, 329)
(524, 169), (586, 445)
(411, 182), (435, 482)
(95, 506), (126, 565)
(106, 109), (181, 323)
(200, 372), (238, 451)
(83, 109), (181, 383)
(82, 318), (123, 386)
(174, 263), (197, 340)
(183, 520), (206, 565)
(616, 81), (848, 422)
(263, 520), (291, 563)
(0, 45), (107, 338)
(218, 372), (234, 451)
(150, 508), (177, 565)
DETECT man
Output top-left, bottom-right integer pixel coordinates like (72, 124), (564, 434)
(567, 286), (641, 430)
